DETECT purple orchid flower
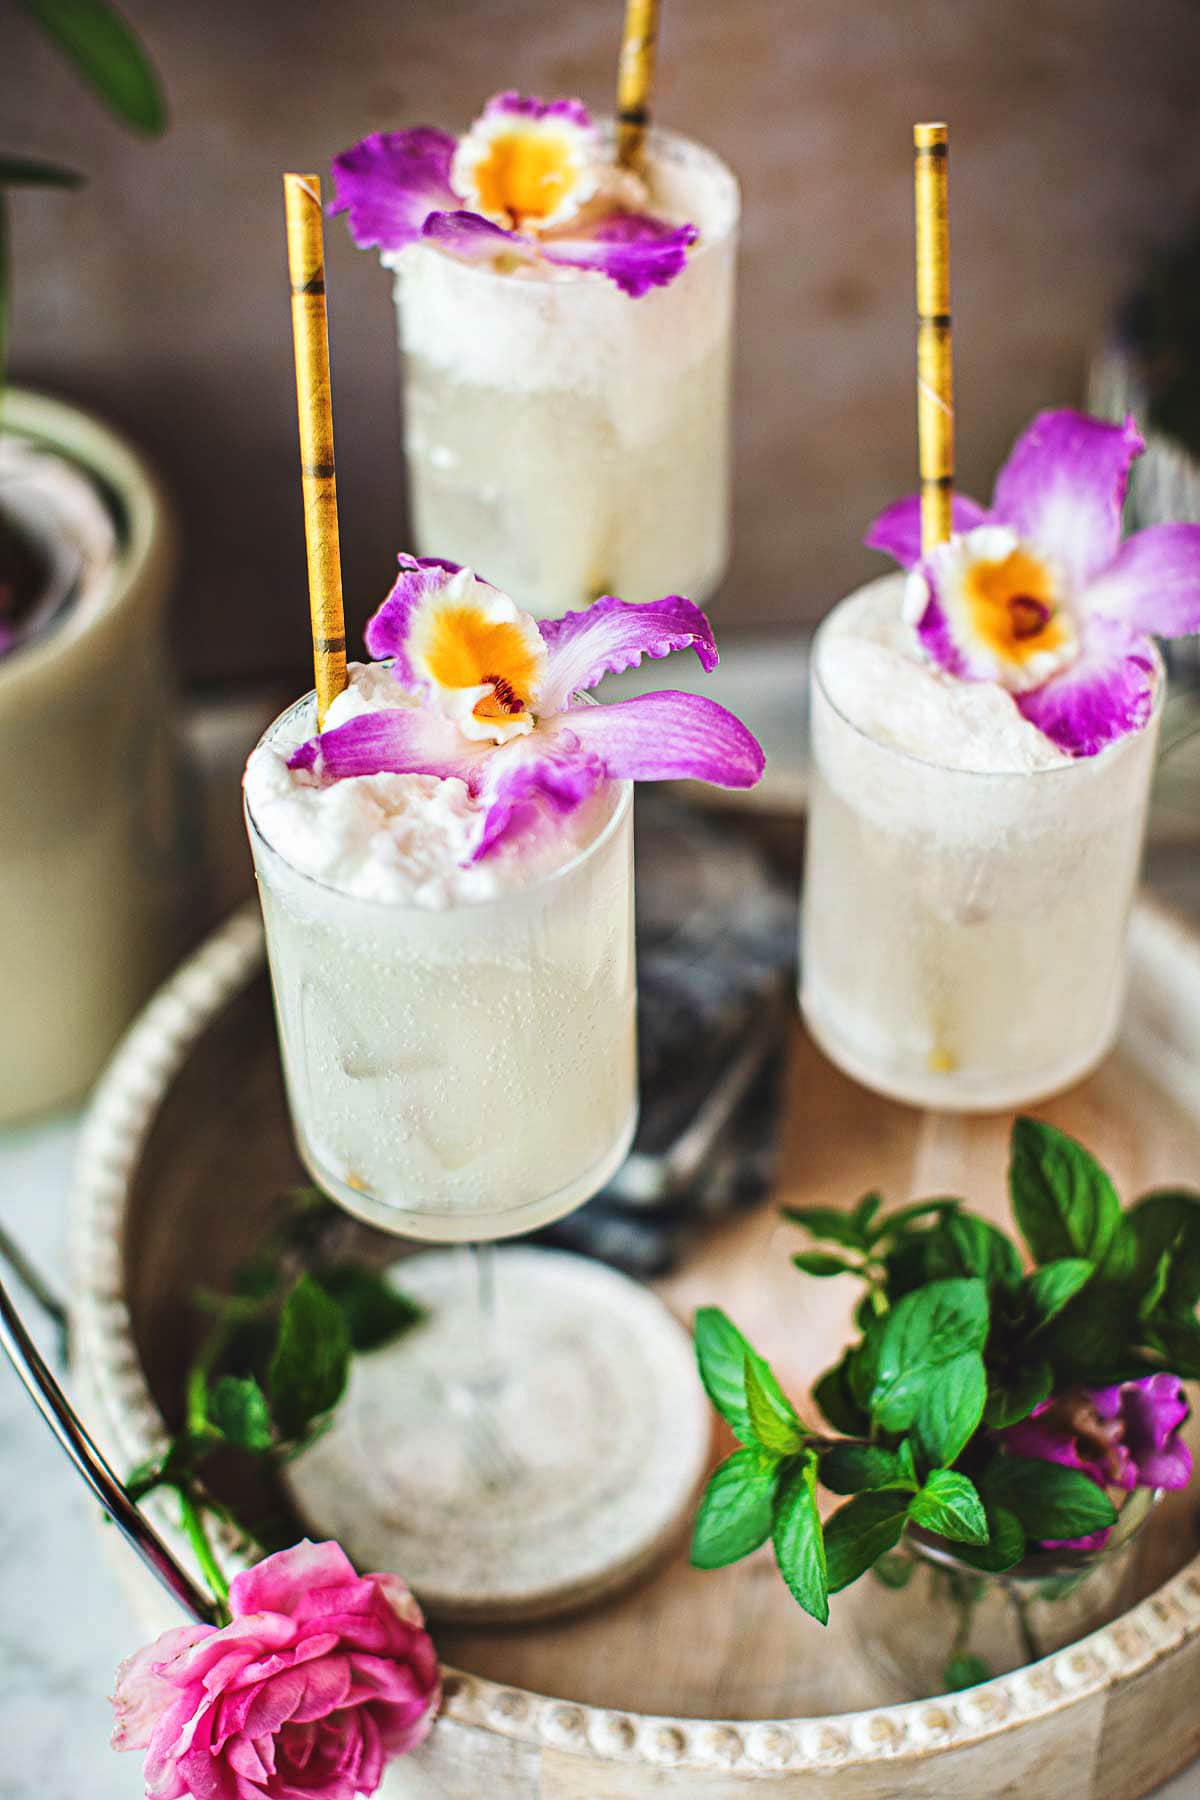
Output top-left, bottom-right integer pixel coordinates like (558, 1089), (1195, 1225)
(330, 91), (697, 298)
(865, 409), (1200, 757)
(290, 555), (764, 859)
(999, 1373), (1191, 1550)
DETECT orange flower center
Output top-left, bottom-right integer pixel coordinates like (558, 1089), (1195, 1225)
(420, 605), (542, 721)
(963, 547), (1066, 667)
(471, 130), (578, 228)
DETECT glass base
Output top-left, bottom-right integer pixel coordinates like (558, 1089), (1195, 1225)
(283, 1247), (711, 1622)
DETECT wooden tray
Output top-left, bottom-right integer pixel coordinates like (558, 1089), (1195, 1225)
(71, 898), (1200, 1798)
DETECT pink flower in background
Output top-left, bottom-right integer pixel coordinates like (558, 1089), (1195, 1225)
(865, 409), (1200, 756)
(111, 1540), (439, 1798)
(331, 91), (698, 297)
(999, 1374), (1191, 1550)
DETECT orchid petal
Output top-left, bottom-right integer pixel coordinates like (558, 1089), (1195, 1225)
(557, 691), (765, 788)
(420, 209), (540, 269)
(909, 526), (1078, 691)
(1083, 523), (1200, 638)
(364, 555), (462, 684)
(472, 724), (607, 859)
(991, 409), (1144, 592)
(481, 91), (593, 129)
(289, 704), (488, 787)
(329, 130), (457, 253)
(863, 492), (991, 570)
(540, 214), (698, 297)
(1014, 616), (1157, 757)
(538, 594), (718, 713)
(450, 91), (598, 234)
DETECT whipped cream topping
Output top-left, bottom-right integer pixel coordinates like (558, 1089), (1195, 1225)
(818, 578), (1068, 774)
(243, 664), (616, 908)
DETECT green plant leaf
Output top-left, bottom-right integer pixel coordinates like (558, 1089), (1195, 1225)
(915, 1350), (987, 1468)
(952, 1504), (1026, 1573)
(874, 1197), (961, 1239)
(812, 1353), (870, 1437)
(18, 0), (167, 134)
(772, 1453), (828, 1624)
(1022, 1258), (1095, 1330)
(207, 1375), (274, 1452)
(318, 1265), (424, 1353)
(781, 1204), (871, 1250)
(694, 1308), (793, 1449)
(690, 1448), (779, 1569)
(823, 1490), (911, 1593)
(1145, 1316), (1200, 1379)
(1037, 1281), (1135, 1383)
(869, 1278), (989, 1433)
(853, 1192), (882, 1238)
(1009, 1118), (1120, 1266)
(982, 1454), (1118, 1542)
(0, 154), (84, 187)
(940, 1213), (1024, 1290)
(791, 1251), (861, 1278)
(743, 1357), (804, 1455)
(819, 1442), (914, 1495)
(872, 1551), (914, 1588)
(907, 1469), (988, 1545)
(268, 1275), (350, 1441)
(983, 1358), (1053, 1430)
(943, 1652), (991, 1691)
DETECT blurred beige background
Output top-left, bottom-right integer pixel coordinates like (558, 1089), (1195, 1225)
(5, 0), (1200, 682)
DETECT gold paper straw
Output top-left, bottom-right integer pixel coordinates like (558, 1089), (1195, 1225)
(283, 172), (347, 727)
(913, 122), (954, 555)
(616, 0), (659, 172)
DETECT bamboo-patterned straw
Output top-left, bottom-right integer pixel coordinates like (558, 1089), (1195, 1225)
(616, 0), (660, 172)
(913, 123), (954, 555)
(283, 173), (347, 727)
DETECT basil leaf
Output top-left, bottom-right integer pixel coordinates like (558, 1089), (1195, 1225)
(982, 1454), (1118, 1542)
(690, 1448), (779, 1569)
(1009, 1117), (1120, 1266)
(792, 1251), (861, 1278)
(820, 1442), (914, 1496)
(207, 1374), (274, 1452)
(914, 1350), (987, 1467)
(907, 1469), (988, 1545)
(869, 1278), (988, 1433)
(1022, 1258), (1095, 1331)
(268, 1275), (350, 1441)
(17, 0), (167, 134)
(744, 1356), (804, 1455)
(983, 1358), (1053, 1429)
(823, 1490), (910, 1593)
(812, 1352), (870, 1437)
(781, 1205), (870, 1251)
(772, 1452), (828, 1624)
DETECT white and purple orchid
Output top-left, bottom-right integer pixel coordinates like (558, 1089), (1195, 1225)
(290, 556), (763, 859)
(866, 408), (1200, 756)
(331, 91), (697, 298)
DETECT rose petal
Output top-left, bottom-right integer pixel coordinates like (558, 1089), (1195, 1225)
(111, 1626), (215, 1752)
(538, 593), (719, 714)
(557, 690), (765, 788)
(330, 130), (458, 254)
(228, 1542), (360, 1621)
(541, 215), (698, 296)
(420, 209), (540, 270)
(863, 492), (991, 570)
(1083, 523), (1200, 638)
(1014, 616), (1157, 757)
(991, 409), (1144, 593)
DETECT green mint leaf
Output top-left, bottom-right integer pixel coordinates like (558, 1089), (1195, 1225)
(853, 1192), (882, 1238)
(781, 1205), (870, 1251)
(952, 1504), (1026, 1573)
(914, 1350), (987, 1467)
(1116, 1191), (1200, 1306)
(983, 1358), (1053, 1429)
(1037, 1281), (1135, 1383)
(1022, 1258), (1095, 1331)
(772, 1452), (828, 1624)
(791, 1251), (861, 1279)
(820, 1443), (914, 1495)
(743, 1357), (804, 1455)
(873, 1197), (961, 1240)
(812, 1353), (870, 1437)
(1145, 1316), (1200, 1379)
(869, 1278), (988, 1433)
(823, 1490), (910, 1593)
(940, 1214), (1024, 1290)
(1009, 1117), (1120, 1266)
(318, 1265), (424, 1353)
(943, 1652), (991, 1691)
(207, 1375), (274, 1452)
(694, 1308), (793, 1449)
(18, 0), (167, 134)
(268, 1275), (350, 1441)
(690, 1448), (779, 1569)
(907, 1469), (988, 1545)
(872, 1551), (914, 1589)
(982, 1454), (1118, 1541)
(0, 154), (83, 187)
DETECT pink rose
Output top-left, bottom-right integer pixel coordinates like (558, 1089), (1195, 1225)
(111, 1540), (440, 1798)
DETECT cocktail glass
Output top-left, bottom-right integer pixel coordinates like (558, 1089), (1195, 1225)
(389, 125), (739, 618)
(801, 581), (1164, 1112)
(244, 695), (708, 1619)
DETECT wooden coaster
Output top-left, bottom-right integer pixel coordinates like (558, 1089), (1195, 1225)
(283, 1246), (712, 1624)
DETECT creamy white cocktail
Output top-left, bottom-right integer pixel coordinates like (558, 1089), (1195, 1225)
(802, 577), (1162, 1111)
(391, 128), (736, 615)
(244, 670), (636, 1241)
